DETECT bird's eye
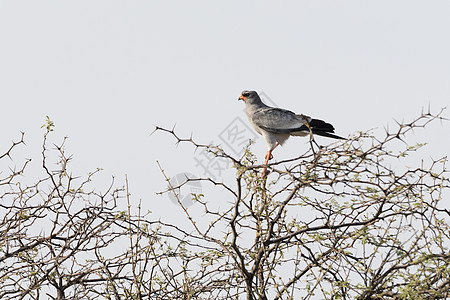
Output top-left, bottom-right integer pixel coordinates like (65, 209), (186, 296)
(242, 92), (250, 97)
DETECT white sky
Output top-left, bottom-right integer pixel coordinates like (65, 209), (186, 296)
(1, 1), (449, 219)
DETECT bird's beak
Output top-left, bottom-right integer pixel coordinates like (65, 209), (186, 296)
(238, 95), (247, 101)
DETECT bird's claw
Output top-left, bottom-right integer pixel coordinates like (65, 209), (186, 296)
(261, 168), (270, 178)
(264, 153), (273, 160)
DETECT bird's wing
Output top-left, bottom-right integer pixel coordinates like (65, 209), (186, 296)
(251, 107), (311, 134)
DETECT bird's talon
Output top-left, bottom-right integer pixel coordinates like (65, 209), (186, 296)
(261, 169), (270, 178)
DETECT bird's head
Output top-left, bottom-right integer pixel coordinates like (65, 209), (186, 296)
(238, 90), (262, 105)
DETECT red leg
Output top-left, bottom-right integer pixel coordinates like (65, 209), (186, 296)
(264, 149), (273, 166)
(261, 143), (279, 178)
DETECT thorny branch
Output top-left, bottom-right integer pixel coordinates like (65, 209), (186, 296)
(0, 108), (448, 299)
(0, 130), (224, 299)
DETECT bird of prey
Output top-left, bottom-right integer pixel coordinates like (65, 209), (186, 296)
(238, 90), (344, 177)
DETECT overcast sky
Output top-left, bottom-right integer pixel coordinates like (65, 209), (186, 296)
(1, 1), (449, 218)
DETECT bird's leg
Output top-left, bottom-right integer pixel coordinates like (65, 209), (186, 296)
(265, 142), (279, 161)
(264, 152), (273, 161)
(261, 156), (271, 178)
(263, 150), (273, 166)
(261, 143), (279, 178)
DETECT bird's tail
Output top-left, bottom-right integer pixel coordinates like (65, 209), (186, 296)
(311, 130), (345, 140)
(309, 119), (345, 140)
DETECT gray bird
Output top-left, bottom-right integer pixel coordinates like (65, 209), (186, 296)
(238, 90), (344, 177)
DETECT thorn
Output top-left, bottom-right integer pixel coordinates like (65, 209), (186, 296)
(149, 126), (159, 136)
(395, 134), (407, 145)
